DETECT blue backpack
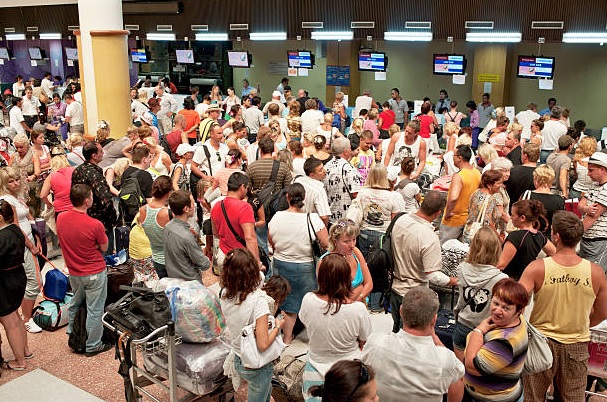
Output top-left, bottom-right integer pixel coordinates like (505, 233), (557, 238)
(44, 268), (69, 301)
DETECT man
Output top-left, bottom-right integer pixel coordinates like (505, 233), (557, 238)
(191, 123), (229, 190)
(121, 145), (153, 222)
(282, 85), (292, 106)
(488, 115), (510, 145)
(241, 79), (252, 97)
(294, 158), (332, 227)
(384, 120), (427, 179)
(242, 96), (265, 143)
(363, 287), (465, 402)
(540, 105), (567, 164)
(21, 85), (40, 129)
(350, 130), (375, 184)
(514, 102), (540, 142)
(64, 93), (84, 134)
(520, 211), (607, 402)
(435, 89), (450, 114)
(71, 141), (117, 252)
(209, 172), (261, 270)
(40, 71), (55, 99)
(505, 143), (539, 211)
(505, 130), (522, 165)
(164, 190), (210, 281)
(440, 145), (481, 244)
(477, 93), (495, 133)
(155, 85), (177, 137)
(388, 87), (408, 128)
(579, 152), (607, 271)
(57, 184), (112, 357)
(262, 90), (285, 116)
(538, 97), (557, 117)
(296, 89), (309, 114)
(276, 77), (288, 103)
(391, 191), (457, 332)
(353, 89), (378, 119)
(301, 98), (324, 134)
(546, 135), (574, 199)
(9, 97), (31, 136)
(198, 104), (222, 143)
(324, 137), (362, 224)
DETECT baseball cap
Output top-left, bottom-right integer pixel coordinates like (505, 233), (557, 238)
(588, 152), (607, 169)
(176, 143), (195, 156)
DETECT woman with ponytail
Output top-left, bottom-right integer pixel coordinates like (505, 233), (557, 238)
(394, 156), (421, 212)
(496, 199), (556, 280)
(309, 360), (378, 402)
(214, 148), (243, 195)
(268, 183), (329, 345)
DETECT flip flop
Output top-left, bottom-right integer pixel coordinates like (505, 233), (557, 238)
(3, 361), (25, 371)
(25, 353), (34, 360)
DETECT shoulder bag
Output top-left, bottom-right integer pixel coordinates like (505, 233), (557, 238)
(522, 319), (553, 375)
(468, 196), (490, 240)
(306, 213), (323, 265)
(240, 296), (286, 369)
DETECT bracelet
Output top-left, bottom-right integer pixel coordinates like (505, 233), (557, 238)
(473, 328), (484, 335)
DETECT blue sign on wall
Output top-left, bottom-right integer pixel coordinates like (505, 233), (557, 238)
(326, 65), (350, 86)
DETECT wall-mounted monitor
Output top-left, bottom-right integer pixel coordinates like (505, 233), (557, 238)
(227, 51), (251, 68)
(130, 48), (148, 63)
(28, 47), (43, 60)
(287, 50), (314, 68)
(0, 47), (9, 59)
(517, 55), (555, 79)
(176, 49), (194, 64)
(65, 47), (78, 61)
(433, 54), (466, 75)
(358, 51), (387, 72)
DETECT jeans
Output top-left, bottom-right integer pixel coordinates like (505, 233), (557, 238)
(357, 229), (382, 310)
(540, 149), (553, 164)
(234, 354), (273, 402)
(389, 290), (403, 333)
(68, 270), (108, 353)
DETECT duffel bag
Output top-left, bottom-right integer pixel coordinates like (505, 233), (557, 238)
(33, 293), (73, 331)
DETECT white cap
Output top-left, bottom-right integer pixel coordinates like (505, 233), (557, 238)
(272, 90), (281, 98)
(589, 152), (607, 169)
(140, 112), (153, 125)
(176, 143), (195, 156)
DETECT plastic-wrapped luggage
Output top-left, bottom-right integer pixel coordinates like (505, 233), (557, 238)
(158, 278), (226, 343)
(143, 339), (230, 395)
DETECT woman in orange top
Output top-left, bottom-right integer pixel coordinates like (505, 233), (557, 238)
(177, 97), (201, 143)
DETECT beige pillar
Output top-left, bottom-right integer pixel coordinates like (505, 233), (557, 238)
(470, 45), (508, 105)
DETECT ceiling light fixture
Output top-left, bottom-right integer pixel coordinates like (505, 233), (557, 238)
(195, 33), (228, 41)
(146, 33), (176, 41)
(250, 32), (287, 41)
(311, 31), (353, 40)
(466, 32), (522, 43)
(384, 31), (433, 41)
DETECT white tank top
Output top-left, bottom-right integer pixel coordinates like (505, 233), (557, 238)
(391, 133), (421, 167)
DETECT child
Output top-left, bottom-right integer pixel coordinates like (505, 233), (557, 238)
(261, 275), (291, 315)
(350, 130), (376, 184)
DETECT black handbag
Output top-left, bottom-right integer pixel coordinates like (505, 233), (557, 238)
(306, 214), (323, 264)
(106, 286), (171, 339)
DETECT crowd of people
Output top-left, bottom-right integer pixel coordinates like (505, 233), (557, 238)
(1, 73), (607, 402)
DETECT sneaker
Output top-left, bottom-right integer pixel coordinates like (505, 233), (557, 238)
(25, 318), (42, 333)
(84, 343), (113, 357)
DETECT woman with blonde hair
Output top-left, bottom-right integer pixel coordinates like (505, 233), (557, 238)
(317, 113), (341, 146)
(121, 126), (142, 159)
(10, 133), (42, 217)
(570, 136), (598, 200)
(66, 133), (84, 166)
(104, 157), (132, 197)
(142, 136), (172, 177)
(40, 152), (75, 216)
(302, 132), (317, 159)
(444, 121), (461, 152)
(286, 101), (302, 141)
(269, 119), (288, 152)
(96, 120), (113, 147)
(477, 143), (498, 170)
(528, 164), (564, 236)
(332, 91), (347, 133)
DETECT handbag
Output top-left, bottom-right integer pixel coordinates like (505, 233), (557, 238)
(468, 196), (490, 240)
(272, 353), (306, 402)
(240, 297), (286, 369)
(522, 319), (553, 375)
(306, 214), (323, 265)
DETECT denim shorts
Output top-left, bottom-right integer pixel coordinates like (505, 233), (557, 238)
(453, 322), (474, 350)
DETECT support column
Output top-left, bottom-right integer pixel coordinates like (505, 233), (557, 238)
(76, 0), (131, 139)
(470, 45), (507, 105)
(325, 41), (360, 108)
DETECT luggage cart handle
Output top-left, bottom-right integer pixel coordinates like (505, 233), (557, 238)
(101, 312), (174, 344)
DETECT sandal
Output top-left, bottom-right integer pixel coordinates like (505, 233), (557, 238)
(3, 361), (25, 371)
(25, 353), (34, 360)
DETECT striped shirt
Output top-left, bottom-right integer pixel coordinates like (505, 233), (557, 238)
(584, 182), (607, 239)
(464, 319), (528, 402)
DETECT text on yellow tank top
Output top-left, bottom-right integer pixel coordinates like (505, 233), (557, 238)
(530, 257), (595, 344)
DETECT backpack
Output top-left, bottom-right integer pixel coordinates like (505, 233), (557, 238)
(365, 212), (406, 311)
(266, 174), (304, 223)
(257, 160), (280, 216)
(158, 135), (176, 162)
(119, 171), (145, 222)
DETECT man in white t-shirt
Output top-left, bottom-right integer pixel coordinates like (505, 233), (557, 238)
(540, 105), (567, 164)
(293, 157), (331, 227)
(300, 98), (324, 134)
(363, 286), (464, 402)
(514, 102), (540, 141)
(21, 86), (40, 128)
(65, 93), (84, 134)
(353, 89), (378, 119)
(41, 72), (55, 99)
(9, 97), (30, 136)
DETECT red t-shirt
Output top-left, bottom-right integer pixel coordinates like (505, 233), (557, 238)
(210, 197), (255, 254)
(379, 110), (395, 130)
(56, 210), (108, 276)
(166, 129), (183, 154)
(416, 114), (434, 138)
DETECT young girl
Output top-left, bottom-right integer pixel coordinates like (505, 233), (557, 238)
(171, 144), (195, 191)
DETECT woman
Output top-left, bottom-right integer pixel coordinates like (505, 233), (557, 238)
(453, 227), (508, 362)
(444, 121), (461, 152)
(209, 85), (223, 105)
(302, 132), (317, 160)
(466, 101), (480, 149)
(444, 101), (466, 127)
(317, 113), (340, 146)
(9, 134), (41, 218)
(497, 200), (556, 280)
(12, 75), (25, 98)
(276, 150), (293, 173)
(121, 126), (143, 159)
(215, 149), (243, 195)
(378, 102), (396, 139)
(476, 143), (498, 170)
(462, 170), (509, 244)
(220, 248), (285, 402)
(223, 86), (241, 112)
(143, 136), (172, 177)
(138, 176), (173, 279)
(177, 97), (200, 141)
(40, 153), (75, 217)
(47, 93), (68, 141)
(488, 157), (513, 234)
(0, 167), (42, 334)
(376, 124), (400, 165)
(300, 254), (372, 401)
(529, 164), (564, 236)
(416, 101), (437, 153)
(309, 360), (378, 402)
(464, 278), (529, 402)
(171, 143), (194, 191)
(269, 120), (288, 152)
(394, 157), (421, 213)
(268, 183), (329, 345)
(286, 102), (302, 141)
(570, 136), (597, 200)
(0, 200), (32, 371)
(362, 108), (381, 149)
(310, 135), (332, 165)
(105, 157), (132, 197)
(223, 105), (245, 135)
(325, 219), (373, 304)
(289, 140), (306, 177)
(128, 207), (156, 286)
(31, 129), (51, 178)
(529, 119), (543, 147)
(332, 92), (347, 134)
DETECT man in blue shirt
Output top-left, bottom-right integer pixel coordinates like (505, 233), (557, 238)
(539, 97), (557, 116)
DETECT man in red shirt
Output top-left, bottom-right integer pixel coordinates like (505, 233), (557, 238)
(209, 172), (261, 271)
(57, 184), (111, 357)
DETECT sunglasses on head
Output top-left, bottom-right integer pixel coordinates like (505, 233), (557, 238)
(345, 360), (370, 402)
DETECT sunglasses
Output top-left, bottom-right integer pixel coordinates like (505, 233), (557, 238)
(345, 360), (370, 402)
(216, 151), (221, 162)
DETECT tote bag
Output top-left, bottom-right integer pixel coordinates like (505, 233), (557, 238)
(240, 297), (285, 369)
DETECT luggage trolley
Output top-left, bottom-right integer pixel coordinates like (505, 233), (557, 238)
(102, 312), (234, 402)
(587, 327), (607, 400)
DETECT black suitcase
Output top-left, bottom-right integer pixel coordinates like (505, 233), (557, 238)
(433, 286), (456, 350)
(114, 225), (130, 253)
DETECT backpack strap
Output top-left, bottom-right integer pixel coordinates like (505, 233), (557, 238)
(341, 162), (353, 200)
(202, 145), (212, 176)
(269, 159), (280, 185)
(385, 212), (406, 238)
(394, 178), (414, 191)
(221, 200), (246, 247)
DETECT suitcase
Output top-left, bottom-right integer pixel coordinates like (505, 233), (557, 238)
(434, 309), (456, 351)
(143, 338), (230, 396)
(114, 225), (130, 253)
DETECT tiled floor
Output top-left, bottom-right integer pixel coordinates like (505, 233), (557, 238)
(0, 256), (394, 401)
